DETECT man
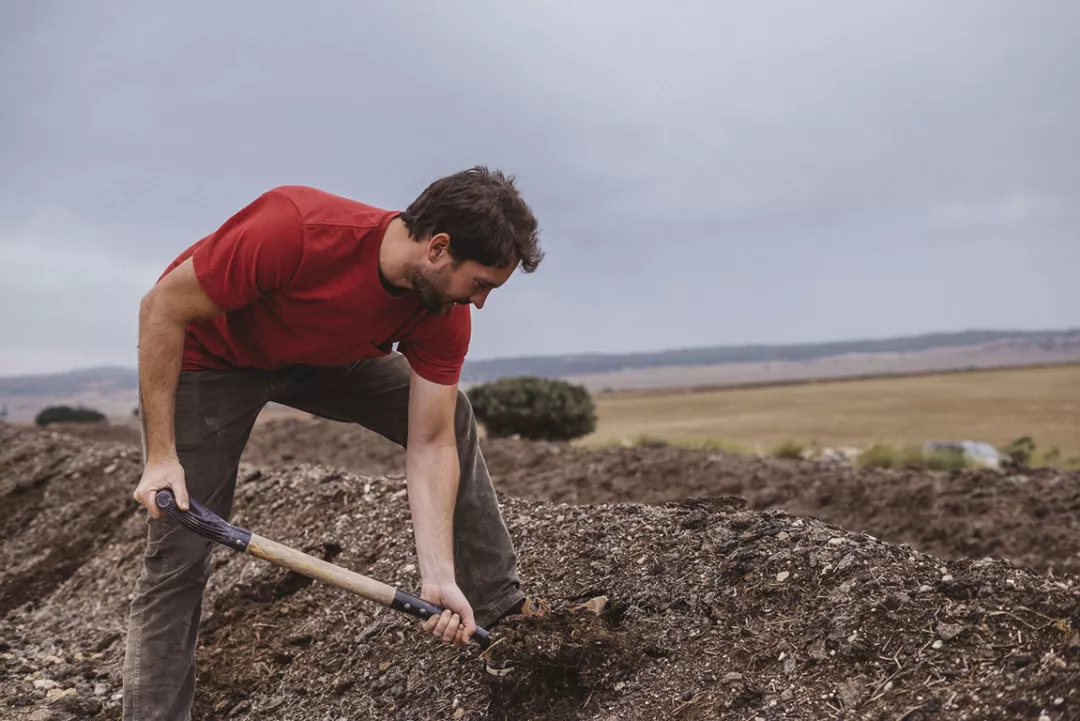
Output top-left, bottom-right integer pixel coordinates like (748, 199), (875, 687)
(123, 167), (547, 721)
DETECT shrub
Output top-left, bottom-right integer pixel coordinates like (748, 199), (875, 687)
(922, 446), (969, 470)
(859, 442), (970, 470)
(466, 376), (597, 441)
(772, 440), (804, 460)
(1002, 436), (1036, 468)
(857, 443), (898, 468)
(35, 405), (106, 427)
(700, 438), (752, 455)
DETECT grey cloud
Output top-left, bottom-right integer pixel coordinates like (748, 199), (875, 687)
(1, 0), (1078, 373)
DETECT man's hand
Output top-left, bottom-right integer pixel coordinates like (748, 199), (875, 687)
(133, 459), (189, 519)
(420, 581), (477, 646)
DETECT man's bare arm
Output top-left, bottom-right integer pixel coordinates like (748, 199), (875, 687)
(405, 371), (476, 645)
(133, 257), (223, 516)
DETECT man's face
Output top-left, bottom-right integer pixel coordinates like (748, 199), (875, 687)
(412, 247), (515, 314)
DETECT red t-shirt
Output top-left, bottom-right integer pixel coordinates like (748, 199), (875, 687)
(159, 186), (471, 386)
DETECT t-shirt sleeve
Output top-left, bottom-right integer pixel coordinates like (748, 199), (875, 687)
(191, 190), (304, 312)
(398, 305), (472, 386)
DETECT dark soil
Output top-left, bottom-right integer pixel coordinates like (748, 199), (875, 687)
(1, 422), (1078, 720)
(242, 418), (1080, 577)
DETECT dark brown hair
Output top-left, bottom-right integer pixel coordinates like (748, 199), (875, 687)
(401, 166), (543, 272)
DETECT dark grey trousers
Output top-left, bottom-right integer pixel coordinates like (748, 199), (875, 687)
(122, 352), (523, 721)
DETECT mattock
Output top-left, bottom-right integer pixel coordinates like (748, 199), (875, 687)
(153, 488), (497, 652)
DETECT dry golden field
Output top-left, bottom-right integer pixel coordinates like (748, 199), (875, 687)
(586, 363), (1080, 459)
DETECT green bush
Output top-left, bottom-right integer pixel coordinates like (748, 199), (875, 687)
(858, 442), (970, 470)
(35, 405), (106, 427)
(772, 440), (805, 460)
(922, 446), (969, 470)
(857, 443), (898, 468)
(1002, 436), (1036, 468)
(466, 376), (597, 441)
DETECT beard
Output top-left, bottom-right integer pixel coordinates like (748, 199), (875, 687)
(410, 266), (456, 314)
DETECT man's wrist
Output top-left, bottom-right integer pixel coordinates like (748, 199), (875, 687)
(420, 567), (455, 587)
(146, 449), (179, 465)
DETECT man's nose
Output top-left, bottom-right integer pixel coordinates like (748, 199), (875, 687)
(471, 290), (491, 309)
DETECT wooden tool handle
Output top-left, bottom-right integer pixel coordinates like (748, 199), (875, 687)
(246, 533), (396, 605)
(154, 488), (491, 648)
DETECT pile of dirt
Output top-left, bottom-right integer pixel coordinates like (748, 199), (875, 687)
(243, 418), (1080, 577)
(1, 423), (1078, 720)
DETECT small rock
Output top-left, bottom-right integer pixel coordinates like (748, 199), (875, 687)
(836, 678), (862, 708)
(919, 585), (932, 593)
(1042, 653), (1067, 670)
(942, 574), (954, 582)
(883, 592), (910, 610)
(34, 679), (59, 690)
(1053, 697), (1063, 705)
(453, 709), (465, 720)
(46, 688), (76, 701)
(837, 554), (856, 571)
(828, 537), (844, 546)
(777, 532), (790, 541)
(572, 596), (609, 615)
(776, 571), (790, 583)
(104, 463), (118, 474)
(937, 622), (964, 641)
(932, 640), (944, 650)
(94, 683), (107, 696)
(680, 510), (708, 530)
(722, 672), (744, 683)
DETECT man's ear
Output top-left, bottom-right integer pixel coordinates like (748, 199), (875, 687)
(427, 232), (452, 262)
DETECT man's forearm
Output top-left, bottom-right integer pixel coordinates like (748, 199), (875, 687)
(405, 440), (460, 584)
(138, 294), (187, 464)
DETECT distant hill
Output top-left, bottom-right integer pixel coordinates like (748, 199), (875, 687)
(0, 366), (138, 398)
(2, 328), (1079, 421)
(459, 328), (1080, 383)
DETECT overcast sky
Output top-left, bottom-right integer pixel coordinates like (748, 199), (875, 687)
(1, 1), (1077, 375)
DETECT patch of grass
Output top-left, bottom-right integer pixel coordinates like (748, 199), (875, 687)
(857, 443), (901, 468)
(587, 364), (1080, 459)
(856, 443), (971, 470)
(772, 440), (805, 460)
(698, 438), (754, 455)
(922, 446), (970, 470)
(632, 434), (670, 448)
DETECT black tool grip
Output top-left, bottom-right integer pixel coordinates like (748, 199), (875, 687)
(391, 590), (491, 649)
(155, 488), (252, 552)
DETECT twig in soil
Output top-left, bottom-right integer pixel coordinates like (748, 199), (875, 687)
(986, 610), (1038, 630)
(1015, 605), (1061, 624)
(581, 692), (593, 709)
(867, 668), (909, 704)
(672, 694), (701, 716)
(895, 704), (923, 721)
